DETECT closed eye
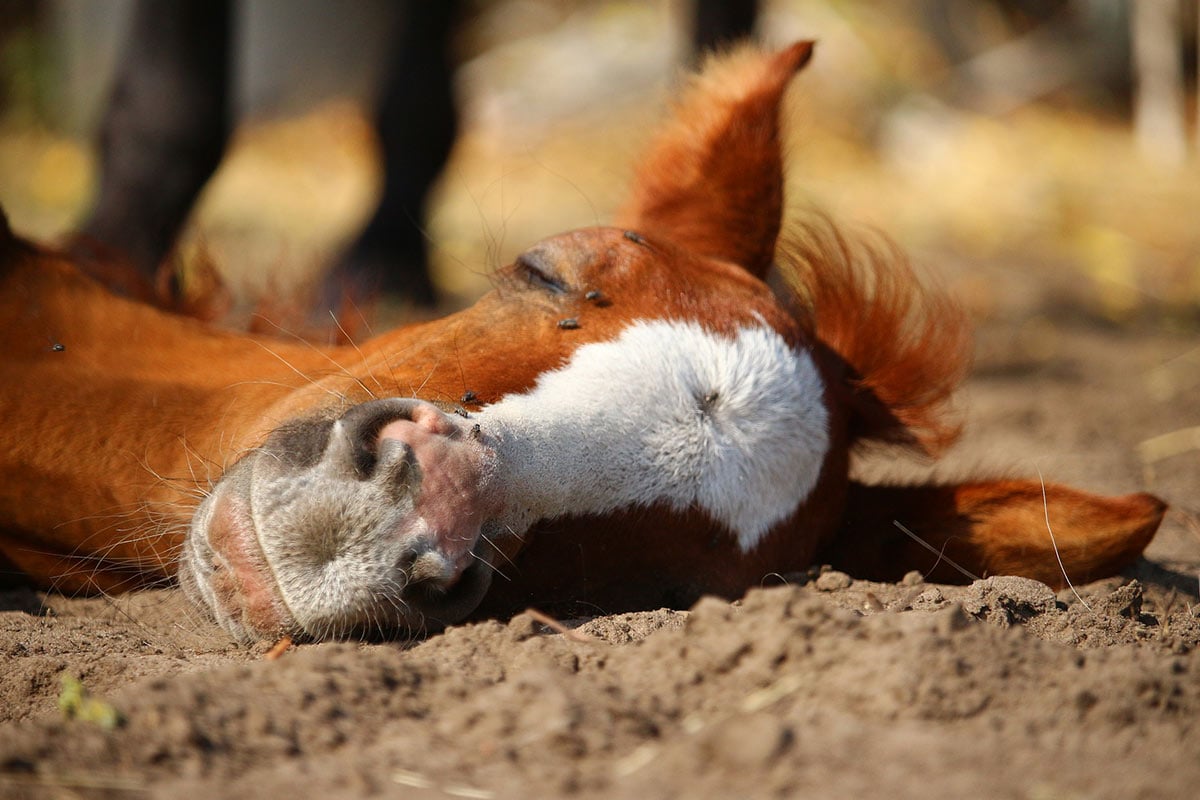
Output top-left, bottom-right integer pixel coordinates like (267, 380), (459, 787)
(514, 252), (569, 294)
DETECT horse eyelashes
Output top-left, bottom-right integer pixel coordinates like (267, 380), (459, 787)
(514, 252), (568, 294)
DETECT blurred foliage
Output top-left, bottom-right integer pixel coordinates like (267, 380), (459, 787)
(0, 0), (48, 124)
(0, 27), (50, 125)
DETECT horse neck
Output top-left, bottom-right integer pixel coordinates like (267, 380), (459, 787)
(0, 254), (350, 568)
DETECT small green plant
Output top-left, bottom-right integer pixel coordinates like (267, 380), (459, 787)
(57, 674), (123, 730)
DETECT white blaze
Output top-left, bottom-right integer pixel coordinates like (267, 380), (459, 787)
(476, 319), (830, 550)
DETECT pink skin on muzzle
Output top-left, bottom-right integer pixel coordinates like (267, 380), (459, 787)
(376, 403), (503, 575)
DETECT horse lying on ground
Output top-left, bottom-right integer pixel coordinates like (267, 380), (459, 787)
(0, 42), (1164, 642)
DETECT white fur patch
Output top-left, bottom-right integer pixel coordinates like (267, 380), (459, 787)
(477, 320), (829, 550)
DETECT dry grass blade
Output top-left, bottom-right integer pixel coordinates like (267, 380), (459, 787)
(1036, 466), (1090, 612)
(1139, 426), (1200, 465)
(892, 520), (979, 582)
(524, 608), (596, 643)
(264, 635), (293, 660)
(0, 772), (146, 792)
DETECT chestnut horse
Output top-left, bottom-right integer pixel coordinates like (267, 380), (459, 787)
(0, 43), (1163, 641)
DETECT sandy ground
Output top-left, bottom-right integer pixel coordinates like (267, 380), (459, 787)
(0, 272), (1198, 798)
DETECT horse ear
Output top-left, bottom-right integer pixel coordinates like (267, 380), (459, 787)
(824, 480), (1166, 588)
(616, 41), (814, 278)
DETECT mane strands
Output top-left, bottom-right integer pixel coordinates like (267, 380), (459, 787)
(776, 220), (972, 456)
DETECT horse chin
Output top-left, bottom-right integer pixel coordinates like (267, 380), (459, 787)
(401, 555), (496, 630)
(178, 398), (507, 643)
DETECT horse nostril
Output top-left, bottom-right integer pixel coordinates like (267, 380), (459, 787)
(321, 398), (427, 481)
(322, 417), (381, 479)
(375, 436), (417, 487)
(321, 418), (364, 477)
(396, 544), (453, 588)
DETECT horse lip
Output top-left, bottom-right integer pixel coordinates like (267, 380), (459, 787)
(191, 474), (295, 641)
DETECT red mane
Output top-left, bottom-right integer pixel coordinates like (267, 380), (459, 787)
(777, 221), (971, 456)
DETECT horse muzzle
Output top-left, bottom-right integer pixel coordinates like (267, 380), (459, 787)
(179, 398), (504, 642)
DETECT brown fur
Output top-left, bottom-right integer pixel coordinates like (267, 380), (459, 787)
(824, 481), (1166, 589)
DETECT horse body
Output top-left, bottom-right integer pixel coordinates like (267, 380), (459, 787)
(0, 42), (1165, 641)
(0, 244), (312, 589)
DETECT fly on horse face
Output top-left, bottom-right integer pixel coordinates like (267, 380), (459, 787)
(0, 43), (1165, 642)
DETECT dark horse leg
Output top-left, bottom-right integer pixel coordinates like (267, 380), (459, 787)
(692, 0), (760, 58)
(80, 0), (753, 311)
(81, 0), (231, 287)
(321, 1), (461, 313)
